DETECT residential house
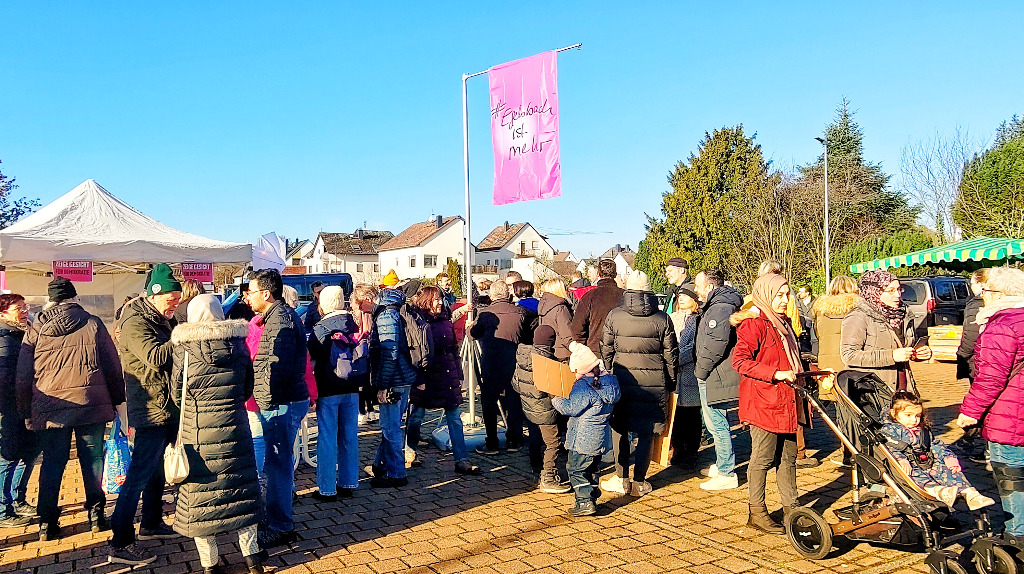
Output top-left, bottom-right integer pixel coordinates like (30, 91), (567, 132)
(284, 239), (318, 273)
(378, 216), (466, 280)
(474, 222), (555, 273)
(600, 244), (637, 277)
(313, 229), (394, 283)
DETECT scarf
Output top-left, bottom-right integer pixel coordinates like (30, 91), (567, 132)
(751, 273), (804, 375)
(975, 296), (1024, 333)
(859, 269), (907, 334)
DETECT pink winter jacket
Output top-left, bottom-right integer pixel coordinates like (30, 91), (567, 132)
(960, 307), (1024, 446)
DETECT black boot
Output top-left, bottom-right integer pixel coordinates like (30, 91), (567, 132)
(203, 565), (223, 574)
(244, 554), (265, 574)
(89, 507), (110, 533)
(39, 522), (60, 541)
(747, 505), (784, 535)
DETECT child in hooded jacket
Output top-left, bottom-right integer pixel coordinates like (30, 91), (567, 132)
(552, 342), (621, 517)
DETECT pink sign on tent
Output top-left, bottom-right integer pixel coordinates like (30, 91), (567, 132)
(181, 262), (214, 282)
(489, 51), (561, 205)
(52, 260), (93, 283)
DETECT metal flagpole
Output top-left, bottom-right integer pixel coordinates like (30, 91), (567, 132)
(460, 43), (581, 430)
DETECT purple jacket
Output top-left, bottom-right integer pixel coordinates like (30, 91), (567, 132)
(960, 307), (1024, 446)
(411, 312), (464, 410)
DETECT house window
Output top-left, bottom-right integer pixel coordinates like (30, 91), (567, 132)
(424, 255), (438, 268)
(373, 264), (380, 273)
(409, 256), (417, 268)
(532, 241), (539, 250)
(520, 241), (526, 255)
(356, 263), (363, 272)
(486, 259), (491, 266)
(292, 258), (301, 265)
(500, 259), (512, 270)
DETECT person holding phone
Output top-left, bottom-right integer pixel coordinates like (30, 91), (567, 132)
(841, 270), (932, 395)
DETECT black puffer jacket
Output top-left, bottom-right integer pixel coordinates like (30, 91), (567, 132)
(511, 326), (559, 425)
(538, 293), (573, 361)
(253, 301), (309, 410)
(118, 297), (176, 428)
(170, 319), (259, 538)
(601, 290), (679, 435)
(0, 321), (26, 459)
(471, 299), (528, 385)
(18, 303), (124, 430)
(695, 286), (744, 405)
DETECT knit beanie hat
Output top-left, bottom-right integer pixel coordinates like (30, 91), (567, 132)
(568, 341), (600, 375)
(381, 269), (400, 287)
(318, 286), (345, 314)
(48, 276), (78, 303)
(666, 257), (688, 269)
(147, 263), (182, 296)
(625, 269), (651, 292)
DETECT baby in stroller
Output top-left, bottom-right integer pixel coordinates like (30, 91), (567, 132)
(882, 391), (995, 511)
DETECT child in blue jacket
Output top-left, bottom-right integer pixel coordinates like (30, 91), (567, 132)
(552, 342), (621, 516)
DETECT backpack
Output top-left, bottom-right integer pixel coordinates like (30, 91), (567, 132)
(329, 332), (369, 379)
(373, 304), (434, 370)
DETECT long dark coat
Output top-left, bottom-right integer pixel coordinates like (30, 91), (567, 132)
(411, 311), (463, 410)
(170, 319), (259, 538)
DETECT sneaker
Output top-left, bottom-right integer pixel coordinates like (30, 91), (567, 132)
(138, 522), (177, 539)
(108, 543), (157, 566)
(475, 444), (500, 456)
(830, 456), (853, 468)
(366, 410), (379, 422)
(700, 464), (719, 478)
(700, 435), (715, 448)
(569, 499), (597, 517)
(370, 476), (409, 489)
(358, 413), (367, 425)
(0, 514), (31, 528)
(454, 461), (482, 476)
(505, 441), (522, 453)
(257, 529), (297, 549)
(363, 464), (385, 478)
(630, 481), (653, 497)
(964, 488), (996, 511)
(309, 491), (337, 502)
(970, 449), (990, 465)
(39, 523), (60, 541)
(338, 487), (355, 498)
(699, 474), (739, 491)
(599, 475), (630, 495)
(795, 457), (821, 468)
(540, 479), (572, 494)
(13, 502), (36, 517)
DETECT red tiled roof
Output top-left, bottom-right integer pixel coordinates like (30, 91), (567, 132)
(379, 217), (461, 251)
(554, 251), (572, 262)
(552, 260), (578, 279)
(319, 230), (394, 256)
(477, 223), (526, 251)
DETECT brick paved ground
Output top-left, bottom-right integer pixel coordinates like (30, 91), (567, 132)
(0, 362), (1000, 574)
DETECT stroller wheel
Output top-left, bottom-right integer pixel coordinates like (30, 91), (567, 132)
(785, 507), (833, 560)
(974, 546), (1017, 574)
(939, 560), (971, 574)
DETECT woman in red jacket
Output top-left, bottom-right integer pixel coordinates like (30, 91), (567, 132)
(731, 273), (807, 535)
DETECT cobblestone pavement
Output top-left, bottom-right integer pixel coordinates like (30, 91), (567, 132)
(0, 362), (999, 574)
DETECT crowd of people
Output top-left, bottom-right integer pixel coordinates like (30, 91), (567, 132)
(0, 256), (1023, 572)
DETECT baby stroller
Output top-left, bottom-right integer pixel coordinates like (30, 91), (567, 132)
(784, 370), (996, 574)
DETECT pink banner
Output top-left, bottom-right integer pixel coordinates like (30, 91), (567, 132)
(181, 262), (213, 283)
(52, 260), (93, 283)
(489, 51), (561, 205)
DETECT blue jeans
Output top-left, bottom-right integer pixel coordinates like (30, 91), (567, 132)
(374, 386), (410, 479)
(316, 394), (359, 494)
(698, 381), (736, 477)
(0, 431), (39, 517)
(247, 411), (265, 479)
(566, 450), (601, 503)
(258, 399), (308, 534)
(110, 424), (174, 547)
(38, 424), (107, 529)
(407, 405), (469, 462)
(989, 441), (1024, 536)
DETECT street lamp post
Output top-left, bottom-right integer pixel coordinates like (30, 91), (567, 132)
(815, 137), (831, 287)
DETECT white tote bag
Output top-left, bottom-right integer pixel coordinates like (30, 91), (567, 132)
(163, 351), (190, 484)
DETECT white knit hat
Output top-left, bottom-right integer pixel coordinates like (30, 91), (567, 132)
(568, 341), (600, 375)
(625, 269), (651, 292)
(319, 285), (345, 314)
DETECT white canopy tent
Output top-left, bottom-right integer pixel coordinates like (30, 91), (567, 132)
(0, 179), (252, 322)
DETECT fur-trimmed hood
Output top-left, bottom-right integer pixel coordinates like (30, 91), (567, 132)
(812, 292), (858, 319)
(171, 319), (250, 345)
(729, 305), (760, 326)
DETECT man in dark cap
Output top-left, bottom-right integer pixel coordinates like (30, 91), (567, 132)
(108, 264), (183, 566)
(663, 258), (693, 313)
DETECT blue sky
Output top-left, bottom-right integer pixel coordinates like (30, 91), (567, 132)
(1, 2), (1021, 259)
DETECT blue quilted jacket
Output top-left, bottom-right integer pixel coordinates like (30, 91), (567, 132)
(370, 289), (418, 390)
(553, 373), (621, 456)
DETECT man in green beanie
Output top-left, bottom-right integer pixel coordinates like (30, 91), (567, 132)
(108, 263), (183, 566)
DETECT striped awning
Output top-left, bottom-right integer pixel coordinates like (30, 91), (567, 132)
(849, 237), (1024, 274)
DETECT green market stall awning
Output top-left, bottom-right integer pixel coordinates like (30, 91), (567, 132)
(850, 237), (1024, 274)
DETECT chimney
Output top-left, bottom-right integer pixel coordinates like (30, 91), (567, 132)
(504, 221), (510, 231)
(615, 244), (621, 253)
(355, 229), (364, 240)
(435, 215), (443, 228)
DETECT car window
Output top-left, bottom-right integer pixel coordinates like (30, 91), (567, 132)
(953, 282), (970, 300)
(934, 281), (954, 302)
(901, 282), (925, 305)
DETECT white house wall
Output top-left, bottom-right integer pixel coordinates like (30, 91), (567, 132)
(474, 225), (554, 268)
(378, 221), (465, 280)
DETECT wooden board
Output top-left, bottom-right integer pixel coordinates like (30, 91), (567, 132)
(531, 354), (576, 398)
(650, 393), (678, 467)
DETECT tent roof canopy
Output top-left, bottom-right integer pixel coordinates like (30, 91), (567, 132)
(849, 237), (1024, 274)
(0, 179), (251, 269)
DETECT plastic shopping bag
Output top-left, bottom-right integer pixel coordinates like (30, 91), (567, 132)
(102, 417), (132, 495)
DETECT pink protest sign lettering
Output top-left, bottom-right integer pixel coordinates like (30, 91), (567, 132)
(181, 262), (213, 282)
(52, 260), (93, 283)
(489, 51), (561, 205)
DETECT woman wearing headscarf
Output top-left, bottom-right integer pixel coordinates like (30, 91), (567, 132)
(841, 270), (931, 394)
(170, 295), (263, 574)
(731, 273), (809, 535)
(668, 287), (703, 470)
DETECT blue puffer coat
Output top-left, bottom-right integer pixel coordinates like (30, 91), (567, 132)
(370, 289), (418, 390)
(0, 320), (26, 460)
(552, 373), (620, 456)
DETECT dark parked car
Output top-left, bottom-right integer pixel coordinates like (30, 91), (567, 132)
(899, 276), (971, 337)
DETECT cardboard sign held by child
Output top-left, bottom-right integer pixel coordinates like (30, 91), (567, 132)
(532, 353), (576, 398)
